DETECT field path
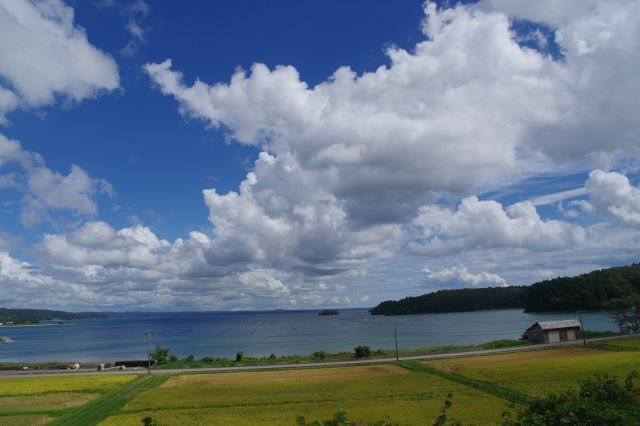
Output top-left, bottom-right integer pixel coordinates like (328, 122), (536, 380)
(48, 375), (167, 426)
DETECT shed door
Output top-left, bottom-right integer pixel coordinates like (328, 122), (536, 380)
(547, 330), (560, 343)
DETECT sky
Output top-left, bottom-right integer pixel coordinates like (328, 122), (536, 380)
(0, 0), (639, 312)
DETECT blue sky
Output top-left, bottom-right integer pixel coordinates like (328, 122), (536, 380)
(0, 0), (639, 311)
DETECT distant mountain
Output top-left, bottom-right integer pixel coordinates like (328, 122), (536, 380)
(370, 263), (640, 315)
(0, 308), (105, 325)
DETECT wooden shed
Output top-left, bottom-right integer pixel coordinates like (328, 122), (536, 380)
(524, 319), (582, 343)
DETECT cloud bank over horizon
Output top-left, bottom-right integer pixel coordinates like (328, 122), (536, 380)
(0, 0), (639, 311)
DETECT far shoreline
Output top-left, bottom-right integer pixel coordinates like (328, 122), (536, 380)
(0, 323), (69, 329)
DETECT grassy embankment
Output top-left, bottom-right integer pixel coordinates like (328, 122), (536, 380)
(1, 337), (638, 425)
(153, 338), (532, 369)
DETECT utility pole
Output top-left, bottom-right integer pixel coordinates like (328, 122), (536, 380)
(578, 312), (586, 346)
(394, 321), (399, 364)
(144, 331), (153, 375)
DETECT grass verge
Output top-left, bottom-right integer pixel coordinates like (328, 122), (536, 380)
(399, 361), (530, 405)
(48, 374), (169, 426)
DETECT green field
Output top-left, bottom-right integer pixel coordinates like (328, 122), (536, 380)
(600, 337), (640, 349)
(1, 340), (639, 425)
(423, 346), (640, 398)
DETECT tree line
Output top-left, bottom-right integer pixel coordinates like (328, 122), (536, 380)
(0, 308), (104, 325)
(370, 263), (640, 316)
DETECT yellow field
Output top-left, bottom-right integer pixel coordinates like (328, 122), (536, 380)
(100, 365), (510, 425)
(0, 414), (52, 426)
(0, 393), (96, 412)
(0, 375), (135, 396)
(423, 347), (640, 397)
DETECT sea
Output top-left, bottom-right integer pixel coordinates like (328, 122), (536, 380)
(0, 309), (618, 362)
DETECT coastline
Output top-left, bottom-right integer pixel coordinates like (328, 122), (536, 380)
(0, 323), (68, 329)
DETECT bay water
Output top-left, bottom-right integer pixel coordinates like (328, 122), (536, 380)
(0, 309), (617, 362)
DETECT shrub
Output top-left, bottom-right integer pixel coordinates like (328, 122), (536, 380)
(201, 356), (213, 363)
(503, 370), (640, 425)
(185, 354), (194, 362)
(168, 355), (178, 362)
(269, 353), (277, 360)
(312, 351), (328, 360)
(354, 345), (371, 358)
(235, 351), (244, 362)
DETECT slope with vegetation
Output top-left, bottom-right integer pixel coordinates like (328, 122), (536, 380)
(370, 286), (529, 315)
(370, 264), (640, 315)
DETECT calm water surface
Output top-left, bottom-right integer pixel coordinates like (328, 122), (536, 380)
(0, 309), (617, 362)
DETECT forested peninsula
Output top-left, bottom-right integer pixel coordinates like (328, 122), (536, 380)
(0, 308), (105, 325)
(370, 263), (640, 315)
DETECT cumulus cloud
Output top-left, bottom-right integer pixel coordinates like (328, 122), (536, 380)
(0, 134), (113, 227)
(14, 221), (350, 310)
(585, 169), (640, 226)
(143, 0), (640, 240)
(202, 152), (405, 275)
(6, 1), (639, 310)
(423, 265), (507, 287)
(145, 2), (571, 227)
(481, 0), (640, 161)
(135, 1), (640, 308)
(410, 196), (586, 256)
(0, 0), (119, 122)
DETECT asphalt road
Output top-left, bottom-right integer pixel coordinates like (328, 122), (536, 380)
(0, 334), (636, 378)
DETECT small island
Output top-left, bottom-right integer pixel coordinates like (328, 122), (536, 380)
(318, 309), (339, 316)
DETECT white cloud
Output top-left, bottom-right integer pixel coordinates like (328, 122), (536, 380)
(136, 1), (640, 308)
(145, 0), (640, 230)
(202, 152), (405, 275)
(4, 1), (640, 310)
(585, 169), (640, 226)
(482, 0), (640, 161)
(410, 196), (586, 256)
(0, 134), (113, 227)
(0, 0), (119, 122)
(145, 3), (571, 226)
(422, 265), (507, 287)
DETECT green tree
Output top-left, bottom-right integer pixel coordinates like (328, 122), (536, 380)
(150, 345), (170, 365)
(608, 294), (640, 334)
(354, 345), (371, 358)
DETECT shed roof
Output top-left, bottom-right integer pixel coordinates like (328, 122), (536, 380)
(526, 319), (581, 331)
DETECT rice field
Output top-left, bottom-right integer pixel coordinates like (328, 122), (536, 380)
(423, 347), (640, 397)
(0, 375), (135, 396)
(100, 365), (510, 425)
(0, 375), (136, 426)
(1, 340), (639, 425)
(0, 414), (53, 426)
(0, 393), (97, 412)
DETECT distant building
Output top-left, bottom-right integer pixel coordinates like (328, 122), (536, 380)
(525, 319), (582, 343)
